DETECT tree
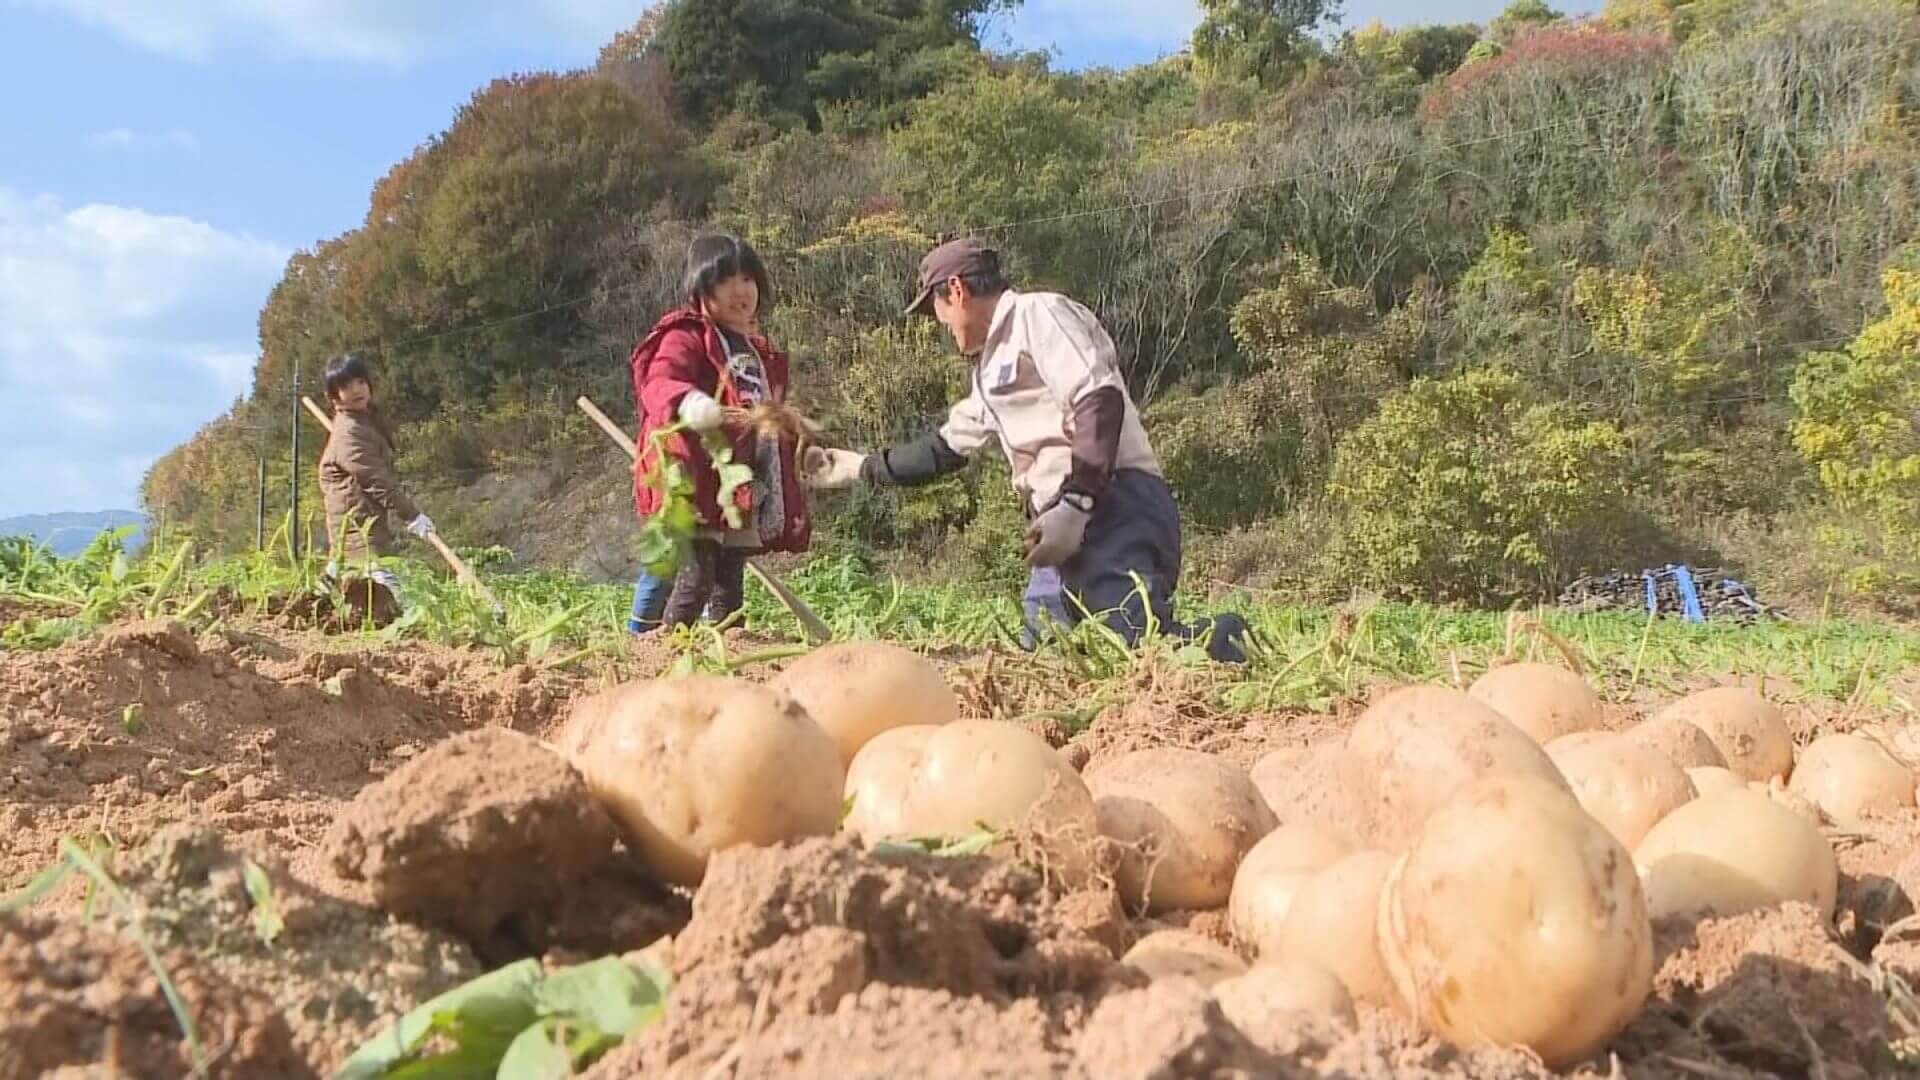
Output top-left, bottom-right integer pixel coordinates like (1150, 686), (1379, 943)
(1490, 0), (1563, 43)
(1192, 0), (1343, 88)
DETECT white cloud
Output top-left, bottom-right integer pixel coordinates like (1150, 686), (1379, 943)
(89, 127), (199, 152)
(0, 188), (287, 516)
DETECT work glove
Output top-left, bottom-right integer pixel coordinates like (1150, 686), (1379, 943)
(1024, 497), (1092, 568)
(406, 514), (436, 539)
(802, 446), (868, 490)
(678, 390), (724, 433)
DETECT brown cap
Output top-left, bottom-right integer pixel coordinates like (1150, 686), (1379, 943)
(905, 236), (999, 317)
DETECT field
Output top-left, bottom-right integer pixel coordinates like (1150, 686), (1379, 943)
(6, 530), (1920, 1078)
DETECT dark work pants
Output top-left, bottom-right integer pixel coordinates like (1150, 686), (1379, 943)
(662, 541), (748, 630)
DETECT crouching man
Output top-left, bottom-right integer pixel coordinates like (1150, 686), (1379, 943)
(317, 354), (434, 615)
(803, 238), (1248, 662)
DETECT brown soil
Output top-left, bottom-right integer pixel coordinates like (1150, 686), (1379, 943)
(324, 727), (617, 938)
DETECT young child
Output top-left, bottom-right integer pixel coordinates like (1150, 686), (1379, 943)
(317, 354), (434, 601)
(630, 234), (810, 631)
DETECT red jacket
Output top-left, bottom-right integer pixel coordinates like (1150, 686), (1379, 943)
(629, 307), (811, 554)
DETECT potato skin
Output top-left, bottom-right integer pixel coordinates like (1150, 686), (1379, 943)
(772, 642), (958, 767)
(1685, 766), (1746, 796)
(1634, 787), (1838, 920)
(1277, 851), (1399, 1009)
(1248, 743), (1372, 846)
(1651, 688), (1793, 783)
(1347, 685), (1569, 850)
(1087, 748), (1279, 914)
(561, 676), (846, 887)
(1377, 774), (1653, 1069)
(1229, 824), (1352, 959)
(1213, 959), (1355, 1034)
(1468, 663), (1602, 745)
(1788, 733), (1916, 824)
(1544, 731), (1697, 850)
(842, 724), (939, 841)
(1625, 714), (1729, 770)
(1122, 930), (1248, 987)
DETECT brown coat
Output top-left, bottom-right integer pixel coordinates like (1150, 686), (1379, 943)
(318, 405), (419, 561)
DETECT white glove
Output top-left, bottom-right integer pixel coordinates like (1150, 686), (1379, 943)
(1024, 498), (1092, 568)
(802, 446), (868, 490)
(406, 514), (435, 538)
(678, 390), (724, 433)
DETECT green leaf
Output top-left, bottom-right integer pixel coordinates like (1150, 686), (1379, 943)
(332, 959), (544, 1080)
(535, 956), (666, 1039)
(497, 1021), (573, 1080)
(120, 703), (144, 735)
(242, 858), (284, 947)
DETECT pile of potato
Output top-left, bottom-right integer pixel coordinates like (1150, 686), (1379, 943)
(556, 644), (1919, 1071)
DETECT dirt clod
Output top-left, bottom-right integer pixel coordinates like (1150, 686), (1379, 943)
(1073, 977), (1281, 1079)
(325, 728), (617, 937)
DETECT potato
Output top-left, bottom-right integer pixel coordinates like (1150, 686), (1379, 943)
(771, 641), (958, 766)
(1213, 959), (1355, 1035)
(1377, 775), (1652, 1069)
(1544, 731), (1697, 850)
(1347, 685), (1569, 850)
(1228, 824), (1352, 958)
(561, 676), (845, 887)
(1634, 787), (1838, 920)
(1752, 777), (1826, 828)
(1468, 662), (1603, 745)
(1787, 733), (1916, 825)
(1625, 714), (1729, 770)
(1122, 930), (1247, 987)
(1276, 851), (1399, 1009)
(842, 724), (938, 841)
(1651, 688), (1792, 783)
(840, 720), (1101, 883)
(1088, 748), (1278, 914)
(1685, 766), (1747, 796)
(1247, 743), (1372, 845)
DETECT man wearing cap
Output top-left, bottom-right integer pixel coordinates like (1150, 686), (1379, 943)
(803, 237), (1248, 662)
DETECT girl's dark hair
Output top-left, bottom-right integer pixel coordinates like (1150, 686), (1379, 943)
(323, 354), (374, 399)
(682, 233), (772, 312)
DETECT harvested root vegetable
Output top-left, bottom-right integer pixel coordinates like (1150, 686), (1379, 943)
(560, 676), (845, 887)
(1122, 930), (1248, 987)
(1276, 851), (1399, 1009)
(1544, 731), (1697, 850)
(1651, 688), (1792, 783)
(1685, 766), (1746, 796)
(771, 641), (958, 766)
(1347, 685), (1569, 850)
(1624, 714), (1729, 770)
(1468, 662), (1602, 745)
(1634, 787), (1837, 920)
(1247, 743), (1371, 845)
(1377, 775), (1653, 1069)
(1229, 824), (1352, 959)
(1213, 959), (1355, 1034)
(840, 720), (1101, 884)
(1753, 777), (1825, 828)
(1787, 733), (1916, 824)
(1087, 748), (1278, 914)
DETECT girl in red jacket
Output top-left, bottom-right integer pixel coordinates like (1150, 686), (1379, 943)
(630, 234), (810, 630)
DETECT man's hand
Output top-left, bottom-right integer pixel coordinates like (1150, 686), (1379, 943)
(1024, 499), (1091, 567)
(802, 446), (868, 490)
(406, 514), (436, 539)
(678, 390), (724, 433)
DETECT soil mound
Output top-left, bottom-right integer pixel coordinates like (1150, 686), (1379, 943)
(326, 727), (617, 937)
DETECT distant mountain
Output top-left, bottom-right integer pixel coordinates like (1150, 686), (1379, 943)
(0, 510), (147, 557)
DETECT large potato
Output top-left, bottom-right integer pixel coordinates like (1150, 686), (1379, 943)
(1625, 714), (1728, 770)
(1787, 733), (1916, 825)
(1228, 824), (1351, 958)
(771, 641), (958, 766)
(842, 724), (939, 841)
(1468, 663), (1603, 745)
(1347, 685), (1569, 850)
(1634, 787), (1837, 920)
(1651, 688), (1792, 783)
(841, 720), (1101, 883)
(1213, 960), (1355, 1036)
(1685, 766), (1746, 796)
(1122, 930), (1248, 987)
(1276, 851), (1399, 1009)
(1248, 743), (1372, 845)
(1377, 775), (1653, 1069)
(1088, 748), (1277, 914)
(1544, 731), (1697, 850)
(561, 676), (845, 887)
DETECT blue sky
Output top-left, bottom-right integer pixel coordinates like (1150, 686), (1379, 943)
(0, 0), (1593, 518)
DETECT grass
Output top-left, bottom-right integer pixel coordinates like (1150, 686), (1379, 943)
(4, 526), (1917, 718)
